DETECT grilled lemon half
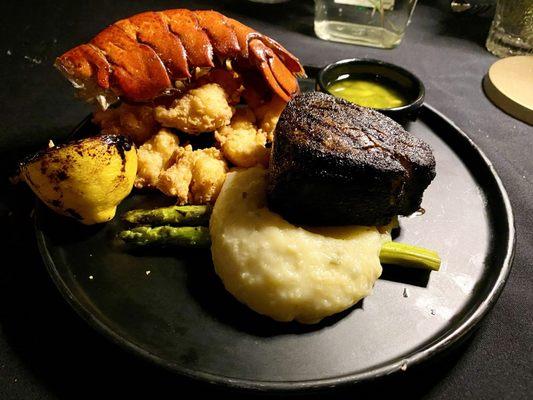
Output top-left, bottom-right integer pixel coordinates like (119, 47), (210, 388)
(20, 134), (137, 224)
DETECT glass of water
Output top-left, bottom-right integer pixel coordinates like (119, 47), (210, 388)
(486, 0), (533, 57)
(314, 0), (418, 49)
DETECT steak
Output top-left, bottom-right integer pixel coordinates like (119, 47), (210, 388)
(267, 91), (436, 226)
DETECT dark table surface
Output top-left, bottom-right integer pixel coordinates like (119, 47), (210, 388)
(0, 0), (531, 399)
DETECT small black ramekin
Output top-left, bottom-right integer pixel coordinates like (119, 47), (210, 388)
(316, 58), (425, 122)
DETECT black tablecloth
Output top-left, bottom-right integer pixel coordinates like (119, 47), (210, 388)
(0, 1), (531, 398)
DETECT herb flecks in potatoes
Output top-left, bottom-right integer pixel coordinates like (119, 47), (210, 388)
(210, 167), (391, 324)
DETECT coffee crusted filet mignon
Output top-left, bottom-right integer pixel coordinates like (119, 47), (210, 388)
(267, 91), (436, 226)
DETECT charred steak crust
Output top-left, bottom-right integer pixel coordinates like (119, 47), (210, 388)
(267, 91), (436, 226)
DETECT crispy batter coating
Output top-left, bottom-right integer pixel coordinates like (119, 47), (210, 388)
(196, 68), (243, 105)
(134, 129), (181, 189)
(158, 146), (228, 204)
(154, 83), (234, 134)
(215, 108), (269, 168)
(93, 82), (285, 205)
(253, 96), (287, 142)
(135, 128), (228, 204)
(93, 103), (158, 145)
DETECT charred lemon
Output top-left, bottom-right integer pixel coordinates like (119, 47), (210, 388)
(20, 135), (137, 224)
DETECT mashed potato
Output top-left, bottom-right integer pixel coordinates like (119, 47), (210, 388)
(210, 167), (391, 324)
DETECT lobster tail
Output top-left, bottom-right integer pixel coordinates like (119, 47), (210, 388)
(116, 12), (191, 80)
(56, 9), (304, 106)
(226, 17), (305, 77)
(249, 40), (299, 102)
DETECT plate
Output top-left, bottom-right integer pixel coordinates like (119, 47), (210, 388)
(34, 75), (515, 391)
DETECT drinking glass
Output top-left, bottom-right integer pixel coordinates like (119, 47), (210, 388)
(486, 0), (533, 57)
(314, 0), (418, 49)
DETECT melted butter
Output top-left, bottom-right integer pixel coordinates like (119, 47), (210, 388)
(327, 77), (407, 109)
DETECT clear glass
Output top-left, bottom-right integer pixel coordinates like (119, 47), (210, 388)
(486, 0), (533, 57)
(314, 0), (418, 49)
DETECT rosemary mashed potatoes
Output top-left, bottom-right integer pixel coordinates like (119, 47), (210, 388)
(210, 167), (391, 324)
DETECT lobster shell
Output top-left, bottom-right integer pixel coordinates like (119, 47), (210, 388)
(56, 9), (305, 105)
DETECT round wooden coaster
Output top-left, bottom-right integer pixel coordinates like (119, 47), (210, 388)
(483, 56), (533, 125)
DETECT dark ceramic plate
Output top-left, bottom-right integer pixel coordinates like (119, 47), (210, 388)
(35, 76), (515, 391)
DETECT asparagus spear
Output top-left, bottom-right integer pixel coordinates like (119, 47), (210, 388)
(122, 205), (211, 226)
(380, 241), (441, 271)
(118, 224), (441, 271)
(118, 226), (211, 248)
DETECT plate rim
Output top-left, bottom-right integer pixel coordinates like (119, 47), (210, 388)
(34, 102), (516, 392)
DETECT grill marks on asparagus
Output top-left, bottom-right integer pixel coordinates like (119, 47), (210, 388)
(119, 225), (211, 248)
(122, 205), (211, 226)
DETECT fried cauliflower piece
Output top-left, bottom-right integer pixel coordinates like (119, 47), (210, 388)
(158, 146), (228, 204)
(196, 68), (244, 105)
(134, 129), (181, 189)
(154, 83), (234, 135)
(93, 103), (158, 145)
(215, 108), (269, 168)
(134, 128), (227, 204)
(253, 96), (287, 142)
